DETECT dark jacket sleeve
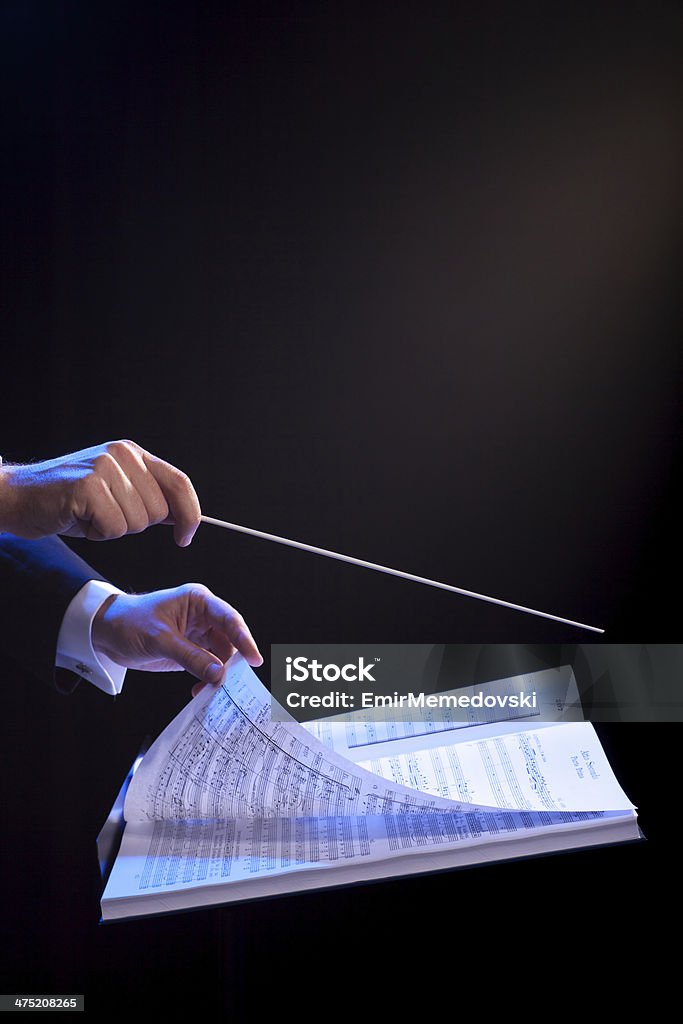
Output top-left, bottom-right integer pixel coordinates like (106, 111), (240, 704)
(0, 534), (108, 692)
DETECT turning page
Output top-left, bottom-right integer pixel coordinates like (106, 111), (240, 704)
(124, 655), (634, 821)
(101, 655), (639, 921)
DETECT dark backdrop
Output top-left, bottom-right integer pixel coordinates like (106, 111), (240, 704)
(1, 1), (681, 1015)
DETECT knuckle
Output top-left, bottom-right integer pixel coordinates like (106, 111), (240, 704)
(172, 468), (193, 494)
(93, 451), (117, 474)
(109, 438), (136, 455)
(107, 439), (142, 464)
(231, 609), (246, 630)
(225, 607), (247, 637)
(162, 464), (195, 499)
(105, 440), (126, 459)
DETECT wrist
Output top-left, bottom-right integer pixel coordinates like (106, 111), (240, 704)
(92, 592), (123, 661)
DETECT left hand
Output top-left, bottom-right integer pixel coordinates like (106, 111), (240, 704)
(92, 584), (263, 696)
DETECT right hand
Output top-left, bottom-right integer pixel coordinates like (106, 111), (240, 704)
(0, 440), (201, 546)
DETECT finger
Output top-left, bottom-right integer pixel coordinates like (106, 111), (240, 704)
(140, 452), (201, 547)
(75, 477), (130, 540)
(200, 629), (236, 664)
(197, 591), (263, 666)
(102, 457), (154, 535)
(154, 630), (225, 686)
(105, 441), (170, 526)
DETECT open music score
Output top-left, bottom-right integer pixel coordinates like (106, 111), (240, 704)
(100, 654), (638, 921)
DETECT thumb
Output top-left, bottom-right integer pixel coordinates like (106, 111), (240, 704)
(158, 631), (224, 686)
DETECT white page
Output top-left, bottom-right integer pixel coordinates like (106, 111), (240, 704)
(124, 654), (484, 821)
(358, 723), (634, 812)
(303, 665), (583, 760)
(103, 803), (634, 911)
(124, 655), (632, 822)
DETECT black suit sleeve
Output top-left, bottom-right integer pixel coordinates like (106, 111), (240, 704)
(0, 534), (108, 692)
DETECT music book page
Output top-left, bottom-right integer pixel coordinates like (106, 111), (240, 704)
(101, 654), (638, 921)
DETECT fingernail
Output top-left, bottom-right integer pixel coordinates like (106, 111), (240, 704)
(206, 662), (224, 684)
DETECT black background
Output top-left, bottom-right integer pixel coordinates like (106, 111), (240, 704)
(1, 1), (681, 1015)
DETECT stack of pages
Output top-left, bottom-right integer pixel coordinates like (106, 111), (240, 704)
(100, 655), (639, 921)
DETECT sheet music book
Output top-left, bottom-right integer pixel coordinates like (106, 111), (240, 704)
(100, 654), (640, 921)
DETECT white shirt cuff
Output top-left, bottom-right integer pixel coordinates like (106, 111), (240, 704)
(56, 580), (128, 695)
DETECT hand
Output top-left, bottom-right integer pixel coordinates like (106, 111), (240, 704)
(92, 583), (263, 696)
(0, 440), (201, 545)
